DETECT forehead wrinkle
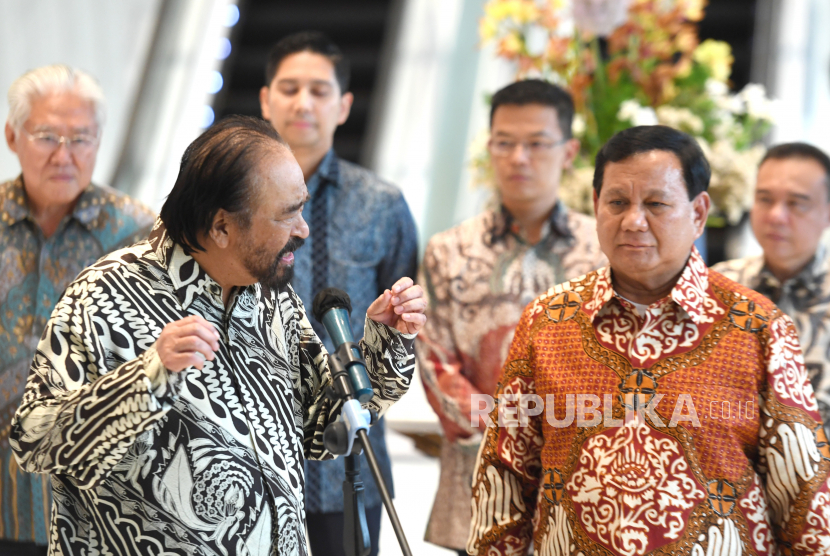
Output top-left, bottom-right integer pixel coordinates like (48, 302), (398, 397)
(644, 187), (673, 199)
(282, 193), (309, 215)
(601, 184), (676, 199)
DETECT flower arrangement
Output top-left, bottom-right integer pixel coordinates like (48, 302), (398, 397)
(473, 0), (777, 223)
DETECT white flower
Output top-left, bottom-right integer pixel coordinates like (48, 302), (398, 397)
(572, 113), (586, 137)
(704, 78), (728, 98)
(712, 112), (737, 141)
(618, 99), (641, 122)
(707, 78), (745, 114)
(656, 106), (704, 134)
(740, 83), (776, 122)
(715, 94), (745, 115)
(705, 140), (765, 224)
(617, 99), (658, 126)
(524, 23), (549, 57)
(633, 107), (658, 126)
(572, 0), (632, 38)
(560, 167), (596, 215)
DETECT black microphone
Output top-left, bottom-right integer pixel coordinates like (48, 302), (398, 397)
(312, 288), (374, 403)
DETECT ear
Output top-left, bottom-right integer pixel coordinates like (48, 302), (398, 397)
(592, 188), (599, 217)
(208, 209), (233, 249)
(337, 92), (354, 126)
(259, 86), (271, 120)
(691, 192), (711, 239)
(562, 138), (580, 170)
(5, 122), (18, 154)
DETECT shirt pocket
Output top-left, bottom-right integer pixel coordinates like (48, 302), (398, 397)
(329, 214), (384, 267)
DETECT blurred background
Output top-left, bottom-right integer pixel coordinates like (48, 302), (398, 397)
(1, 0), (829, 553)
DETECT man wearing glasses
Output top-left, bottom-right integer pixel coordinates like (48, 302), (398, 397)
(0, 65), (154, 556)
(416, 79), (606, 554)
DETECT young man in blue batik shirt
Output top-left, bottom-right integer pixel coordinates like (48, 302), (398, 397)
(259, 31), (418, 556)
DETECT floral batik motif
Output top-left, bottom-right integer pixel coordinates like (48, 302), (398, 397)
(469, 247), (830, 555)
(715, 248), (830, 440)
(567, 420), (706, 555)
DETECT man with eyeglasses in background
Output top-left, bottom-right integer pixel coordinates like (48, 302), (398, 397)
(416, 79), (606, 554)
(0, 65), (154, 556)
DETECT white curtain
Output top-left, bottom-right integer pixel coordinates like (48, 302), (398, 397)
(769, 0), (830, 154)
(367, 0), (516, 248)
(111, 0), (238, 211)
(0, 0), (161, 186)
(0, 0), (238, 211)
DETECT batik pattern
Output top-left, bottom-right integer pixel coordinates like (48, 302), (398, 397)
(715, 249), (830, 439)
(9, 221), (416, 556)
(416, 202), (606, 549)
(0, 175), (154, 544)
(468, 248), (830, 555)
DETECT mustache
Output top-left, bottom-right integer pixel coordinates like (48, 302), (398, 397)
(278, 236), (305, 258)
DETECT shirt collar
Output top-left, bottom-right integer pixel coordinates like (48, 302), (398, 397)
(148, 220), (229, 310)
(584, 246), (710, 324)
(485, 200), (573, 246)
(756, 243), (827, 301)
(1, 174), (106, 231)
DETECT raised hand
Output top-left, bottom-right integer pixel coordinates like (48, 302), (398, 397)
(366, 277), (427, 335)
(155, 315), (221, 371)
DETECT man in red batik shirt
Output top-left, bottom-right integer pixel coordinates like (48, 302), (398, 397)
(468, 125), (830, 555)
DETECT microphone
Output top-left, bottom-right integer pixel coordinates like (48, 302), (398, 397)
(312, 288), (374, 403)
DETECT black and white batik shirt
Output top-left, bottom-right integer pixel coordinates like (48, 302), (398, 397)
(10, 221), (416, 556)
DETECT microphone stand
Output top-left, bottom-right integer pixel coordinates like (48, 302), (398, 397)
(322, 342), (413, 556)
(343, 448), (370, 556)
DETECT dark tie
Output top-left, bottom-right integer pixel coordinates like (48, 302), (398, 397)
(311, 181), (329, 298)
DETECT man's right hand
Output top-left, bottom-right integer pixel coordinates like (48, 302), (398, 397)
(156, 315), (221, 372)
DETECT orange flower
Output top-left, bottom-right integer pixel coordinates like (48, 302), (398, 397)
(499, 34), (523, 57)
(676, 25), (698, 54)
(606, 57), (632, 83)
(569, 73), (594, 112)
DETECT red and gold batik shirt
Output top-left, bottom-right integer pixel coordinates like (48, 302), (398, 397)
(468, 247), (830, 556)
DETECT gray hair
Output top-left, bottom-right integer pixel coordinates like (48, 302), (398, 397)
(7, 64), (106, 131)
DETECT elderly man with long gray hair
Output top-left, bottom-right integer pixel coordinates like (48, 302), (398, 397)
(0, 64), (154, 555)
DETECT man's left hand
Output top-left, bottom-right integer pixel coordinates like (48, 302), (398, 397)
(367, 277), (426, 335)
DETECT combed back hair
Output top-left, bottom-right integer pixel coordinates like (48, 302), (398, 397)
(593, 125), (711, 199)
(264, 31), (350, 92)
(7, 64), (105, 131)
(761, 142), (830, 198)
(160, 115), (287, 254)
(489, 79), (575, 139)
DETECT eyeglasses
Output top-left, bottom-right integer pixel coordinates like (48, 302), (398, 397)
(20, 128), (99, 154)
(489, 137), (568, 158)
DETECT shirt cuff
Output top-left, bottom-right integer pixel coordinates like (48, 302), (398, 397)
(142, 346), (186, 400)
(365, 317), (418, 340)
(364, 318), (418, 354)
